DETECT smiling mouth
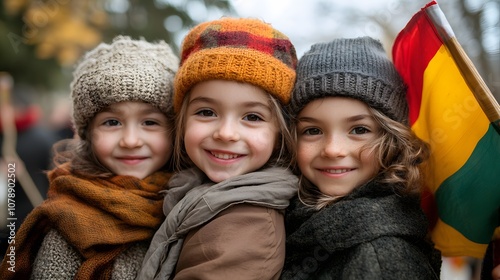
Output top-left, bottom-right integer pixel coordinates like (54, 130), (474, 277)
(117, 156), (148, 163)
(210, 152), (241, 159)
(322, 168), (353, 174)
(118, 156), (147, 160)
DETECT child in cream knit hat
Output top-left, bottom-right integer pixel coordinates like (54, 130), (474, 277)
(138, 18), (298, 279)
(281, 36), (441, 279)
(0, 36), (179, 280)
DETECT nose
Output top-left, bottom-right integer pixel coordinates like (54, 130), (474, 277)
(213, 119), (240, 142)
(320, 135), (347, 158)
(119, 125), (143, 148)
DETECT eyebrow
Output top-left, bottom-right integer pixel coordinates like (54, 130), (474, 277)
(298, 114), (373, 123)
(101, 105), (162, 115)
(189, 96), (271, 111)
(347, 114), (373, 122)
(188, 96), (215, 106)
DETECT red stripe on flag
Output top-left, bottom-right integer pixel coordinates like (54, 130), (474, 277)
(392, 1), (442, 125)
(392, 0), (443, 235)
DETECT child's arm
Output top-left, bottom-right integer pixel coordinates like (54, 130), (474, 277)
(174, 204), (285, 280)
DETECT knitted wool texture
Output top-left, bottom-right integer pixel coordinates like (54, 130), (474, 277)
(291, 36), (409, 123)
(31, 230), (149, 280)
(71, 35), (179, 139)
(174, 17), (298, 112)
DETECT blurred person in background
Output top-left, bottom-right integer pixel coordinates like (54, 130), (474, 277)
(0, 82), (58, 258)
(48, 95), (74, 141)
(481, 223), (500, 280)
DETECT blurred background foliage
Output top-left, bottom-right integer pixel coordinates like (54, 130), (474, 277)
(0, 0), (234, 93)
(0, 0), (498, 109)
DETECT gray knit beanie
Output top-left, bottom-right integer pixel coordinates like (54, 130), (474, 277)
(71, 35), (179, 139)
(291, 36), (408, 123)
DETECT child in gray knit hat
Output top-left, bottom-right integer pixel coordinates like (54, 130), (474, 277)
(280, 36), (442, 279)
(0, 36), (178, 280)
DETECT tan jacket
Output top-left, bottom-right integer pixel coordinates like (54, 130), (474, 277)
(137, 167), (298, 279)
(175, 204), (285, 280)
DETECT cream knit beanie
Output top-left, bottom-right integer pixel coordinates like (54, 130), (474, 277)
(71, 35), (179, 139)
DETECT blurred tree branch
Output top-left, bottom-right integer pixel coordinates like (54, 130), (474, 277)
(338, 0), (499, 102)
(0, 0), (233, 93)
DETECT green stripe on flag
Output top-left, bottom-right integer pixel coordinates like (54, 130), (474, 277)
(435, 122), (500, 244)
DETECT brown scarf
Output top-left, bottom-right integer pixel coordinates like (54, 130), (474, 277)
(0, 163), (171, 280)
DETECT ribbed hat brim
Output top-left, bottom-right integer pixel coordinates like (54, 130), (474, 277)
(174, 47), (296, 112)
(292, 72), (408, 123)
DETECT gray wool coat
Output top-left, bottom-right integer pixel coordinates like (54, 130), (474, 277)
(280, 181), (442, 280)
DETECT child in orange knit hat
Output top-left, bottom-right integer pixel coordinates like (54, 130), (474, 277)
(138, 17), (298, 279)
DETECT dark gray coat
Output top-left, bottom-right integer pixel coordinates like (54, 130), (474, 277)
(280, 181), (442, 280)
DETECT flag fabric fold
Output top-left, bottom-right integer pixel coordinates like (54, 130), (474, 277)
(392, 0), (500, 258)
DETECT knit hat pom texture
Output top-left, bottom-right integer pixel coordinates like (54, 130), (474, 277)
(71, 35), (179, 139)
(292, 36), (408, 123)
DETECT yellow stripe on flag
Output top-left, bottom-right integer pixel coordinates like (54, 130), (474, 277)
(432, 219), (488, 258)
(411, 45), (490, 192)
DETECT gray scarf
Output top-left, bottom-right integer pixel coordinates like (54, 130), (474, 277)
(137, 167), (298, 279)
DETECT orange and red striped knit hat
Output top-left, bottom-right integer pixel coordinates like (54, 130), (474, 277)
(173, 17), (298, 112)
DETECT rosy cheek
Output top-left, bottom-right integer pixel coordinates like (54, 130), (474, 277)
(297, 141), (313, 156)
(296, 145), (313, 170)
(361, 149), (380, 174)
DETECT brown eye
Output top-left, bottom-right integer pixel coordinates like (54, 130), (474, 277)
(351, 126), (370, 135)
(304, 128), (321, 135)
(103, 119), (120, 126)
(196, 109), (216, 117)
(144, 120), (159, 126)
(244, 114), (263, 122)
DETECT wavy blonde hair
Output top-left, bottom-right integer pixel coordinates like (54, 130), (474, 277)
(294, 106), (430, 210)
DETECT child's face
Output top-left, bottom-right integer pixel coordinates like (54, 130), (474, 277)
(296, 97), (380, 197)
(90, 101), (172, 179)
(184, 80), (278, 183)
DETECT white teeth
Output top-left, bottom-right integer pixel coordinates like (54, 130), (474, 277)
(325, 169), (349, 174)
(212, 152), (238, 159)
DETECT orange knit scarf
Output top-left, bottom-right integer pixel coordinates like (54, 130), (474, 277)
(0, 164), (171, 279)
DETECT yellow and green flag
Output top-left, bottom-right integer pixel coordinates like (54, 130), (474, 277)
(392, 0), (500, 258)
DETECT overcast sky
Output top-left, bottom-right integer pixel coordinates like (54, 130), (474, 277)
(168, 0), (497, 61)
(228, 0), (431, 57)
